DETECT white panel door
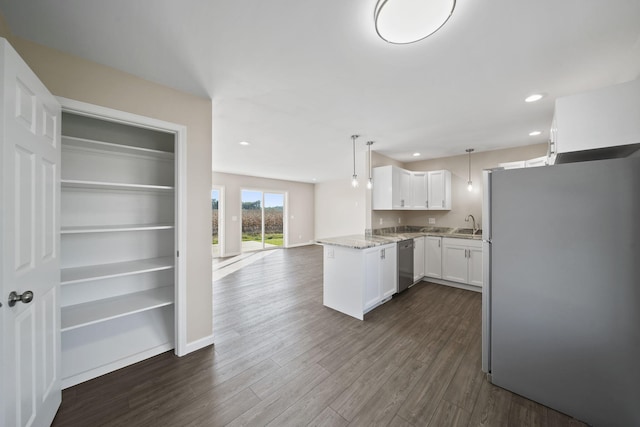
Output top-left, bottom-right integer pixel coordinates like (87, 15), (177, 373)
(468, 246), (483, 287)
(1, 38), (61, 427)
(442, 240), (468, 284)
(411, 172), (427, 209)
(424, 236), (442, 278)
(428, 171), (445, 209)
(380, 245), (397, 299)
(413, 237), (425, 282)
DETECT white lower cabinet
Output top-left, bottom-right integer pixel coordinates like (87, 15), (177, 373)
(413, 237), (425, 282)
(424, 236), (443, 279)
(442, 238), (482, 287)
(323, 243), (397, 320)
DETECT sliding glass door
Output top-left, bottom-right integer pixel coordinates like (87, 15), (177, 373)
(241, 190), (285, 252)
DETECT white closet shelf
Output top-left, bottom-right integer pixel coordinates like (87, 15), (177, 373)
(61, 223), (174, 234)
(61, 256), (174, 285)
(61, 179), (174, 192)
(62, 135), (174, 159)
(61, 286), (174, 332)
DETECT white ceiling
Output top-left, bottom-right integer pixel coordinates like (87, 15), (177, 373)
(2, 0), (639, 183)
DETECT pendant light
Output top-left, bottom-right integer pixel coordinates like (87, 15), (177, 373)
(466, 148), (474, 192)
(366, 141), (374, 189)
(351, 135), (360, 188)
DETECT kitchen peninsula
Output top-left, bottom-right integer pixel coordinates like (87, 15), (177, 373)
(317, 227), (483, 320)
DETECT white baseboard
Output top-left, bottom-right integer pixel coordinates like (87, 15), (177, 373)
(286, 241), (314, 248)
(62, 343), (173, 389)
(420, 277), (482, 293)
(184, 334), (215, 354)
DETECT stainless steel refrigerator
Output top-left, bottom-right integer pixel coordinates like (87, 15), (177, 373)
(482, 156), (640, 427)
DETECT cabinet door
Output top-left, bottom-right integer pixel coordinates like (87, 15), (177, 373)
(427, 170), (451, 209)
(392, 167), (412, 209)
(363, 249), (381, 310)
(411, 172), (428, 209)
(413, 237), (425, 282)
(372, 166), (393, 210)
(424, 236), (442, 278)
(380, 245), (398, 299)
(468, 246), (483, 287)
(442, 240), (468, 283)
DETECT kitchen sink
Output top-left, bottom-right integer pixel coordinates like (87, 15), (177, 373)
(453, 228), (482, 236)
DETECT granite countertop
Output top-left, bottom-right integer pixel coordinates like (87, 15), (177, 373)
(317, 227), (483, 249)
(315, 234), (403, 249)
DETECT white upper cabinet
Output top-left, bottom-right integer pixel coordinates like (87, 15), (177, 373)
(372, 165), (412, 210)
(373, 166), (451, 211)
(427, 170), (451, 210)
(554, 78), (640, 156)
(411, 172), (428, 209)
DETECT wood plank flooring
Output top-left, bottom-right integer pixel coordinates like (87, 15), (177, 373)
(52, 245), (587, 426)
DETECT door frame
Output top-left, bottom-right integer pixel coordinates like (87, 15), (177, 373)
(57, 97), (188, 356)
(211, 185), (225, 257)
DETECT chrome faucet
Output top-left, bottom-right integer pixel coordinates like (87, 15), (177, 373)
(465, 214), (478, 235)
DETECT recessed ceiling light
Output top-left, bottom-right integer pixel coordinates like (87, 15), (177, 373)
(239, 141), (250, 146)
(413, 152), (421, 157)
(374, 0), (456, 44)
(525, 94), (544, 103)
(529, 131), (542, 136)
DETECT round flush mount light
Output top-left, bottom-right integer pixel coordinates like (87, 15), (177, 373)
(525, 93), (545, 103)
(239, 141), (250, 146)
(529, 131), (542, 136)
(413, 152), (421, 157)
(374, 0), (456, 44)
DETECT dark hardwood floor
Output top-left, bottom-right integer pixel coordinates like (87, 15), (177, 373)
(52, 245), (587, 426)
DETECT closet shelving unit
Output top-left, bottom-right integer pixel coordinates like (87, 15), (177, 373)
(59, 112), (179, 388)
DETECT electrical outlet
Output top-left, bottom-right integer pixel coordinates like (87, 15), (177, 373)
(231, 216), (238, 222)
(398, 217), (402, 224)
(429, 217), (435, 225)
(379, 218), (383, 225)
(327, 248), (334, 258)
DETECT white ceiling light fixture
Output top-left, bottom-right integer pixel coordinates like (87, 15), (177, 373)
(466, 148), (474, 192)
(374, 0), (456, 44)
(351, 135), (360, 188)
(413, 152), (421, 157)
(366, 141), (375, 189)
(529, 130), (542, 136)
(239, 141), (250, 146)
(525, 93), (545, 103)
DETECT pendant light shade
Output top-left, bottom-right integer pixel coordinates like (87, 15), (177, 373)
(466, 148), (474, 192)
(366, 141), (374, 189)
(351, 135), (360, 188)
(374, 0), (456, 44)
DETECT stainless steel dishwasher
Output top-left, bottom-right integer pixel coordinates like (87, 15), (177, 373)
(397, 239), (414, 293)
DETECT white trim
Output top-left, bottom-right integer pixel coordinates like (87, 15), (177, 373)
(184, 334), (215, 354)
(286, 241), (315, 248)
(223, 251), (241, 257)
(56, 96), (189, 357)
(211, 185), (225, 258)
(61, 343), (173, 389)
(419, 277), (482, 293)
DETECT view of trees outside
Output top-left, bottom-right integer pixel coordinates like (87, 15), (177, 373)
(212, 189), (285, 252)
(211, 189), (219, 245)
(241, 190), (284, 249)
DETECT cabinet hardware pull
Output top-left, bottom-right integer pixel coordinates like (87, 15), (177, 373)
(438, 240), (440, 248)
(442, 199), (445, 207)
